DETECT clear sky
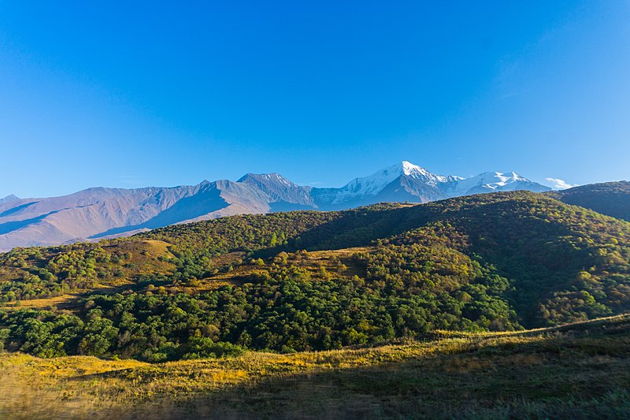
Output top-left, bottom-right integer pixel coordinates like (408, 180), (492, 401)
(1, 1), (629, 198)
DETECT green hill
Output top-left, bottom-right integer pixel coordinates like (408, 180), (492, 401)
(547, 181), (630, 221)
(1, 191), (628, 362)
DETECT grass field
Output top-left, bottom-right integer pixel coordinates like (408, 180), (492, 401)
(2, 314), (629, 419)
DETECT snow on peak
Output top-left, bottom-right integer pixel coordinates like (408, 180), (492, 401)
(380, 161), (439, 180)
(328, 161), (547, 204)
(401, 161), (427, 176)
(399, 161), (458, 184)
(543, 177), (578, 190)
(446, 170), (540, 196)
(335, 161), (448, 201)
(476, 171), (527, 187)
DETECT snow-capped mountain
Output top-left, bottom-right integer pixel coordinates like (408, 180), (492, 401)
(341, 161), (458, 196)
(441, 171), (551, 197)
(0, 161), (551, 250)
(311, 162), (548, 210)
(312, 161), (463, 209)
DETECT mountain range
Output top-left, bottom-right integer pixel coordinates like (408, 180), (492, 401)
(0, 161), (559, 250)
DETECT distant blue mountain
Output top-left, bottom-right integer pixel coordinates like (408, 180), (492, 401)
(0, 161), (550, 250)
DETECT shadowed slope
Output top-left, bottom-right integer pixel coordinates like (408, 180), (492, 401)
(548, 181), (630, 221)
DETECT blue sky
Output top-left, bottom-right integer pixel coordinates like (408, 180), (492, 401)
(1, 1), (629, 198)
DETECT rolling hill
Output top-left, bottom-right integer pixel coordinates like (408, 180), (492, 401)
(1, 191), (628, 362)
(548, 180), (630, 221)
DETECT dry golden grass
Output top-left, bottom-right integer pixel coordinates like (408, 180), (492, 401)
(138, 239), (173, 255)
(205, 247), (371, 284)
(105, 239), (175, 275)
(2, 314), (630, 419)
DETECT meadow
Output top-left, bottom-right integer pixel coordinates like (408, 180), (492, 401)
(2, 314), (629, 419)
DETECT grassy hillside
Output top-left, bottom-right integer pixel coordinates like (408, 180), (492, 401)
(548, 181), (630, 221)
(0, 191), (628, 362)
(2, 314), (630, 419)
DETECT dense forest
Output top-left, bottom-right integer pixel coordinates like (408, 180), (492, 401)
(0, 187), (628, 361)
